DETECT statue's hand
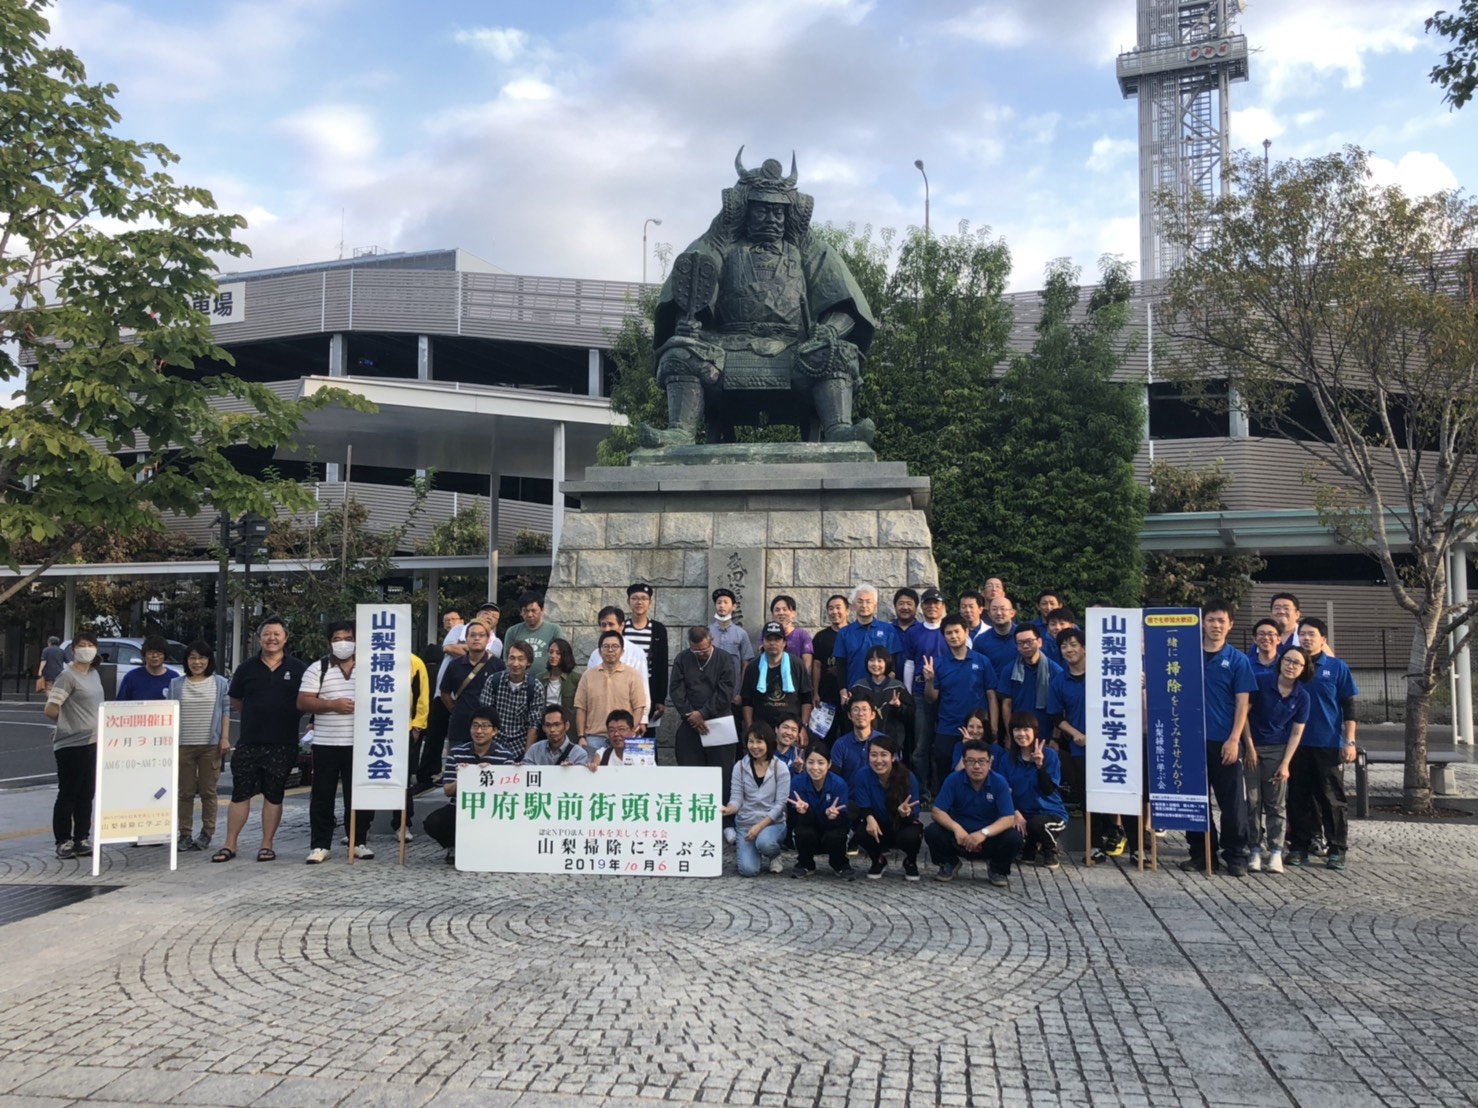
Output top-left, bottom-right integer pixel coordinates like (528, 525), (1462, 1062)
(675, 319), (702, 338)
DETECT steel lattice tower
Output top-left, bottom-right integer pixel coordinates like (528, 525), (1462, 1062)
(1116, 0), (1249, 281)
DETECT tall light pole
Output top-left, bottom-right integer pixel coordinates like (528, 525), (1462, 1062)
(914, 159), (929, 237)
(643, 218), (662, 284)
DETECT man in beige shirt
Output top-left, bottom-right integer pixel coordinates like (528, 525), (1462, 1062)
(574, 631), (648, 753)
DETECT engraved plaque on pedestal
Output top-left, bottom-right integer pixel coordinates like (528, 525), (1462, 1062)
(708, 547), (765, 627)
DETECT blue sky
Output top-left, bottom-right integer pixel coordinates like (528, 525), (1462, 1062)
(46, 0), (1473, 291)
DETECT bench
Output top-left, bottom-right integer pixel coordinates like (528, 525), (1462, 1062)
(1354, 748), (1465, 817)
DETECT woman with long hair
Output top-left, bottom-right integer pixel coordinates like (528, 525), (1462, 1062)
(543, 637), (579, 715)
(851, 735), (923, 880)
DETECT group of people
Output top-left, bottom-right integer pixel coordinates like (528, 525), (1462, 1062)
(43, 580), (1356, 883)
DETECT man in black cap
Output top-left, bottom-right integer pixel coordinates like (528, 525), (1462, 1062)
(905, 588), (949, 785)
(623, 583), (668, 725)
(742, 621), (814, 731)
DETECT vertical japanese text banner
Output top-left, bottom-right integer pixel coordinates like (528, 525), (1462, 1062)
(1144, 609), (1210, 832)
(353, 602), (412, 810)
(1084, 608), (1144, 817)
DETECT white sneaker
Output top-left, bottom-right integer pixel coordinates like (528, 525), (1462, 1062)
(1266, 852), (1284, 875)
(339, 834), (349, 845)
(305, 848), (330, 865)
(723, 827), (737, 845)
(353, 843), (375, 860)
(768, 855), (785, 874)
(1248, 850), (1263, 873)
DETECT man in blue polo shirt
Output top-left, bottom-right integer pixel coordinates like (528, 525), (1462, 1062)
(1286, 617), (1359, 870)
(924, 740), (1022, 886)
(973, 596), (1020, 688)
(997, 624), (1063, 727)
(1185, 599), (1255, 876)
(922, 615), (997, 796)
(831, 584), (904, 690)
(905, 589), (948, 787)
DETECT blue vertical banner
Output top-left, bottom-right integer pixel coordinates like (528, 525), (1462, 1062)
(1143, 609), (1209, 833)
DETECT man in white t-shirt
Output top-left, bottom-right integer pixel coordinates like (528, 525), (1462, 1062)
(297, 621), (373, 864)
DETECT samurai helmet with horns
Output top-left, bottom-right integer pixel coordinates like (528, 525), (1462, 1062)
(734, 146), (798, 205)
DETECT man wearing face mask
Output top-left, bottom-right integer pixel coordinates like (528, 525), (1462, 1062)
(708, 589), (756, 714)
(297, 621), (372, 864)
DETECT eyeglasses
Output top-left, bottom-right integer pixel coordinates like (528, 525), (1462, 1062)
(470, 722), (495, 730)
(963, 758), (992, 768)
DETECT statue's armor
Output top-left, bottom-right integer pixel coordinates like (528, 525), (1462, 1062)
(713, 243), (808, 355)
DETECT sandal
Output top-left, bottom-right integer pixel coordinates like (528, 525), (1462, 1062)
(256, 848), (277, 862)
(210, 848), (236, 863)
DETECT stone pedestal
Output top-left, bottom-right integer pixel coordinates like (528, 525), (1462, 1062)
(544, 445), (939, 662)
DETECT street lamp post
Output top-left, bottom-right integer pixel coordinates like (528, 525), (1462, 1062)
(643, 218), (663, 284)
(914, 159), (929, 237)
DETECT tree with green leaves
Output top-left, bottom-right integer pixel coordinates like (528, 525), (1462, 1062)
(1141, 460), (1265, 609)
(980, 256), (1147, 609)
(1428, 2), (1478, 109)
(0, 0), (358, 605)
(1159, 146), (1478, 813)
(860, 224), (1016, 596)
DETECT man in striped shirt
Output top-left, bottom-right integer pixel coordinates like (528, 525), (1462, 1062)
(623, 582), (669, 726)
(422, 706), (516, 865)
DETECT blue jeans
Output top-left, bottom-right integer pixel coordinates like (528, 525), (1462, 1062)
(735, 823), (785, 876)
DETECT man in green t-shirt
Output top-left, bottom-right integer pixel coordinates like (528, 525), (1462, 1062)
(503, 590), (563, 678)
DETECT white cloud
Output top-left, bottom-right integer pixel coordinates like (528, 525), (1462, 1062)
(454, 26), (530, 62)
(501, 77), (555, 101)
(1086, 137), (1135, 173)
(1245, 1), (1432, 105)
(1367, 151), (1460, 196)
(939, 7), (1031, 48)
(1230, 106), (1285, 149)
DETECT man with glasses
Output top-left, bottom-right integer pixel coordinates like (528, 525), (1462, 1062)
(574, 631), (647, 752)
(1248, 618), (1283, 678)
(523, 705), (590, 766)
(923, 740), (1023, 886)
(423, 706), (514, 865)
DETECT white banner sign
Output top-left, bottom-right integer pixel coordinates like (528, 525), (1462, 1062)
(94, 700), (179, 873)
(455, 764), (723, 877)
(1084, 607), (1144, 817)
(195, 281), (246, 325)
(353, 602), (412, 810)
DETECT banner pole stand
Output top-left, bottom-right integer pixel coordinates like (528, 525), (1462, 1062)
(1203, 830), (1212, 877)
(348, 810), (357, 866)
(1144, 803), (1152, 872)
(1084, 809), (1093, 866)
(398, 805), (407, 867)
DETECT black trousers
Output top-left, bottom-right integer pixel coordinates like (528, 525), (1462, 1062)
(309, 745), (371, 850)
(794, 822), (849, 871)
(1019, 814), (1068, 858)
(53, 744), (96, 845)
(675, 725), (735, 807)
(930, 733), (959, 799)
(858, 823), (923, 864)
(1058, 747), (1085, 809)
(417, 699), (450, 786)
(923, 821), (1022, 874)
(423, 803), (456, 849)
(1188, 742), (1251, 866)
(1287, 746), (1348, 853)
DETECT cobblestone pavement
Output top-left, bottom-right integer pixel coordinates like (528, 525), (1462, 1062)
(0, 764), (1475, 1108)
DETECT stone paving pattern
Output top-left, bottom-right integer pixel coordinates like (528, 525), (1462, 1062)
(0, 762), (1475, 1107)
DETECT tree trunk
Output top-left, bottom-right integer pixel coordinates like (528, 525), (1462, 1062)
(1402, 625), (1435, 815)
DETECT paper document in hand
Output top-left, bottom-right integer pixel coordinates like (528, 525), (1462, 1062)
(700, 713), (739, 747)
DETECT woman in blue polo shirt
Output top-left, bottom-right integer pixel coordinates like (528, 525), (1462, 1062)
(995, 712), (1069, 870)
(787, 744), (852, 879)
(1244, 646), (1311, 875)
(851, 736), (922, 880)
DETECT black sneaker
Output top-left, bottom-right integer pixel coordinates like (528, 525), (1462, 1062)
(903, 858), (920, 882)
(791, 863), (815, 879)
(55, 839), (76, 860)
(936, 861), (959, 882)
(832, 864), (857, 880)
(1040, 850), (1061, 871)
(866, 857), (888, 880)
(986, 869), (1009, 887)
(1104, 829), (1127, 857)
(1090, 848), (1108, 863)
(1226, 862), (1249, 878)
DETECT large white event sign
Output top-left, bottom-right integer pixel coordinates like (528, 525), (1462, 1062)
(455, 764), (723, 877)
(352, 603), (412, 810)
(94, 700), (179, 874)
(1084, 608), (1145, 817)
